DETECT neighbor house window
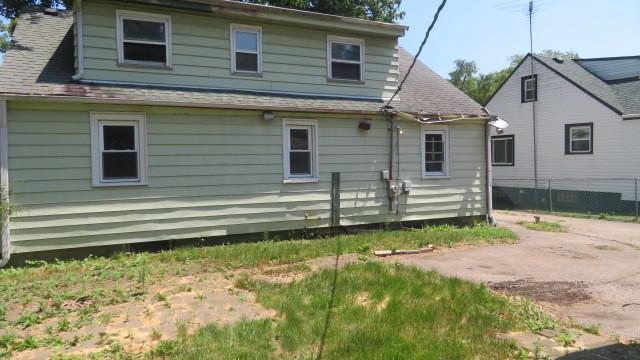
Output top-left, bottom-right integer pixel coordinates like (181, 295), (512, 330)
(328, 36), (364, 82)
(231, 24), (262, 74)
(491, 135), (514, 166)
(283, 119), (319, 182)
(565, 123), (593, 154)
(90, 113), (147, 186)
(422, 127), (449, 177)
(521, 74), (537, 102)
(117, 10), (171, 67)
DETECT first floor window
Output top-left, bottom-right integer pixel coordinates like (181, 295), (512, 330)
(491, 135), (514, 166)
(328, 36), (364, 82)
(422, 127), (449, 177)
(283, 119), (318, 182)
(91, 113), (147, 186)
(231, 24), (262, 74)
(117, 10), (171, 67)
(565, 123), (593, 154)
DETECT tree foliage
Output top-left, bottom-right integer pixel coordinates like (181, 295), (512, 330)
(449, 50), (580, 105)
(237, 0), (404, 22)
(0, 0), (72, 18)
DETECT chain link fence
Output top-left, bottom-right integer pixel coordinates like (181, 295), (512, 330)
(493, 178), (640, 220)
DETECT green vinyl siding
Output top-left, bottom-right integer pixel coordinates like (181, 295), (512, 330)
(80, 0), (399, 99)
(7, 102), (486, 253)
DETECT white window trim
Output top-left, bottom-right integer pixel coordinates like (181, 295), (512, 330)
(491, 136), (514, 166)
(90, 112), (148, 187)
(282, 119), (319, 183)
(230, 24), (262, 75)
(569, 125), (592, 153)
(327, 35), (365, 83)
(421, 125), (450, 179)
(523, 77), (536, 102)
(116, 9), (172, 68)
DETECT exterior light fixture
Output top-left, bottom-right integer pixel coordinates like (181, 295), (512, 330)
(262, 111), (275, 121)
(358, 121), (371, 130)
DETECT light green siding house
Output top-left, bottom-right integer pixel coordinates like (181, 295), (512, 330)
(0, 0), (492, 263)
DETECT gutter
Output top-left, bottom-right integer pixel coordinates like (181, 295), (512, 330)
(0, 100), (9, 267)
(622, 114), (640, 120)
(72, 0), (84, 81)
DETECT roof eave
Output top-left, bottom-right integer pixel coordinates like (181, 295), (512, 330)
(117, 0), (407, 38)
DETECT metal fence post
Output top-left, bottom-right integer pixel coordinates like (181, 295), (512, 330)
(635, 178), (638, 222)
(331, 172), (341, 227)
(548, 179), (553, 213)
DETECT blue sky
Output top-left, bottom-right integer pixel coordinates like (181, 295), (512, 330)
(2, 0), (639, 76)
(399, 0), (640, 77)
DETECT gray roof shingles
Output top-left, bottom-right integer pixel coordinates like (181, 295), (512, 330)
(534, 55), (640, 115)
(0, 9), (484, 116)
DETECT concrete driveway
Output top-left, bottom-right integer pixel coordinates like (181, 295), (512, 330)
(401, 210), (640, 341)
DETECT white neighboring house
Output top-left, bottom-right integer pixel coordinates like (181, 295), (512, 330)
(486, 54), (640, 213)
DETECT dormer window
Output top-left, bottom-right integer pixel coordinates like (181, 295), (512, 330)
(231, 24), (262, 75)
(328, 36), (364, 82)
(116, 10), (172, 68)
(521, 74), (537, 102)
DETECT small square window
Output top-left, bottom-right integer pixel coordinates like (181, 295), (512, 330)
(117, 10), (171, 67)
(231, 24), (262, 75)
(91, 113), (148, 186)
(565, 123), (593, 154)
(491, 135), (514, 166)
(422, 127), (449, 177)
(283, 119), (319, 182)
(521, 75), (537, 103)
(328, 36), (364, 82)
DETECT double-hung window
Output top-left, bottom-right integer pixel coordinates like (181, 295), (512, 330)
(283, 119), (319, 182)
(422, 127), (450, 177)
(327, 36), (364, 82)
(491, 135), (514, 166)
(91, 113), (147, 186)
(521, 74), (537, 102)
(231, 24), (262, 74)
(565, 123), (593, 154)
(117, 10), (171, 67)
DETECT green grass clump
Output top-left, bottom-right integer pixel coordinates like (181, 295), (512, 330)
(517, 220), (566, 232)
(152, 262), (550, 360)
(531, 210), (639, 224)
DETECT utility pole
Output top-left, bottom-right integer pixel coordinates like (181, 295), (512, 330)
(529, 0), (539, 209)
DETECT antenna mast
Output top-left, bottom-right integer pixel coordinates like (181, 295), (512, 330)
(529, 0), (539, 209)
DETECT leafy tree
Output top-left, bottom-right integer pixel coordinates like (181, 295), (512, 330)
(449, 50), (580, 104)
(1, 0), (72, 18)
(238, 0), (404, 22)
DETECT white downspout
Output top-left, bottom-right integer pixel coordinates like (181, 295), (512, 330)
(485, 121), (495, 225)
(0, 100), (10, 267)
(72, 0), (84, 81)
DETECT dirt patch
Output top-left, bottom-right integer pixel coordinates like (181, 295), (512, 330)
(488, 279), (592, 306)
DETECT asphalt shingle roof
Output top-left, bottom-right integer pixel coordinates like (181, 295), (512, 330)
(534, 55), (640, 116)
(0, 9), (485, 116)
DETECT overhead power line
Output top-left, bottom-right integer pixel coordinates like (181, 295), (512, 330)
(384, 0), (448, 109)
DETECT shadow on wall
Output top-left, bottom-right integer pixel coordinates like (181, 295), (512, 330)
(557, 343), (640, 359)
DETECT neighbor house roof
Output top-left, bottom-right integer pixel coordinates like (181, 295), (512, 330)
(514, 54), (640, 116)
(0, 9), (485, 117)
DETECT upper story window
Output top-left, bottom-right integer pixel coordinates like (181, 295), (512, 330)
(327, 36), (364, 82)
(422, 126), (450, 178)
(521, 74), (537, 102)
(491, 135), (514, 166)
(90, 113), (148, 186)
(283, 119), (319, 183)
(565, 123), (593, 154)
(231, 24), (262, 75)
(116, 10), (172, 67)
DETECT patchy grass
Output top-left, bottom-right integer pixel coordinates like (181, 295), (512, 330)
(531, 210), (639, 224)
(152, 262), (554, 359)
(594, 244), (621, 251)
(517, 220), (566, 232)
(0, 224), (517, 357)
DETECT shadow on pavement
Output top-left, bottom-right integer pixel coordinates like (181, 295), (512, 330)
(557, 343), (640, 360)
